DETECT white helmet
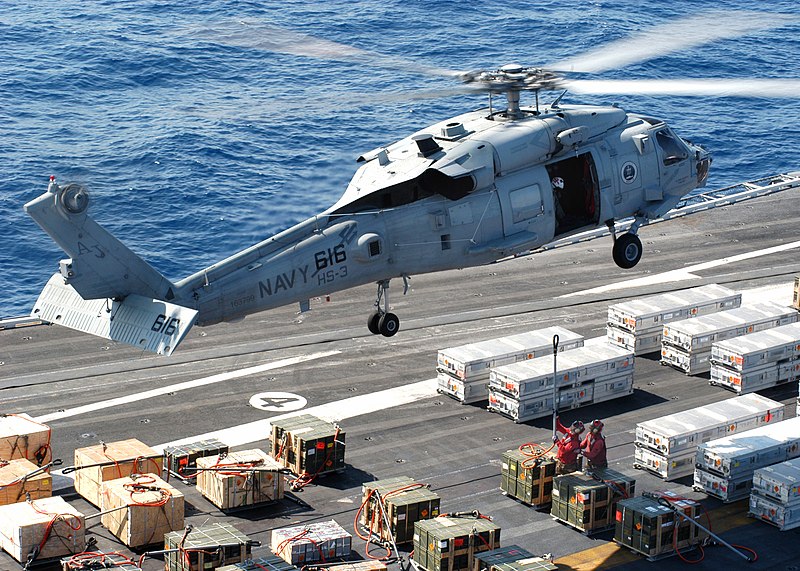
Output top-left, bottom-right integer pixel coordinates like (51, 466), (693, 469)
(551, 176), (564, 190)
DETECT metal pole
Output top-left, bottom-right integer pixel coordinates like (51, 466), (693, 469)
(552, 334), (560, 441)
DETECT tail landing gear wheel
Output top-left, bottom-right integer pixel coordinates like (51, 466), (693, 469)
(378, 313), (400, 337)
(367, 311), (381, 335)
(612, 233), (642, 269)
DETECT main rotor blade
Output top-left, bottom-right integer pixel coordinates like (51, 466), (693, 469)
(549, 11), (794, 74)
(201, 20), (462, 79)
(565, 78), (800, 98)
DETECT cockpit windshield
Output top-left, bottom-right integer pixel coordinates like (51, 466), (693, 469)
(655, 129), (689, 166)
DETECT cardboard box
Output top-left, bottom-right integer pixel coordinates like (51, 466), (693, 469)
(73, 438), (162, 507)
(196, 449), (284, 510)
(0, 495), (84, 563)
(100, 473), (184, 548)
(0, 413), (52, 467)
(0, 457), (52, 505)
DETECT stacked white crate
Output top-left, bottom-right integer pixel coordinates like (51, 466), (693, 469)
(661, 302), (799, 375)
(710, 322), (800, 394)
(633, 394), (784, 480)
(607, 284), (741, 355)
(749, 457), (800, 531)
(487, 343), (634, 423)
(693, 416), (800, 502)
(436, 327), (584, 404)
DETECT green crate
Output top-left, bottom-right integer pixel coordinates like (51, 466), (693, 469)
(271, 415), (345, 476)
(361, 477), (440, 543)
(474, 546), (557, 571)
(165, 523), (252, 571)
(500, 449), (556, 507)
(218, 555), (299, 571)
(413, 516), (500, 571)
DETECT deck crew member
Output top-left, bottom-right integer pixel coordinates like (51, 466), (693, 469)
(553, 417), (584, 474)
(581, 419), (608, 469)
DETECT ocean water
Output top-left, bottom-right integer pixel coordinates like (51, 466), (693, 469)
(2, 0), (799, 318)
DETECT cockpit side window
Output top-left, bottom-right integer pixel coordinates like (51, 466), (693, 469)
(655, 129), (689, 166)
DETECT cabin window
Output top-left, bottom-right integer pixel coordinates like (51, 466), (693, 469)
(656, 129), (688, 166)
(441, 234), (451, 251)
(368, 240), (382, 257)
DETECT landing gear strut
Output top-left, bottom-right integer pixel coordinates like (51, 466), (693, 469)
(607, 219), (644, 269)
(368, 279), (400, 337)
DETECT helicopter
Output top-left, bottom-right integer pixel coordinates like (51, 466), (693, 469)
(22, 12), (800, 355)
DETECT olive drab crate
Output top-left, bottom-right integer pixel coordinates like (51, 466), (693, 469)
(163, 438), (229, 482)
(360, 476), (440, 544)
(500, 447), (556, 508)
(72, 438), (162, 508)
(550, 468), (635, 533)
(270, 415), (345, 476)
(165, 522), (253, 571)
(614, 494), (707, 560)
(413, 515), (500, 571)
(473, 545), (557, 571)
(218, 554), (298, 571)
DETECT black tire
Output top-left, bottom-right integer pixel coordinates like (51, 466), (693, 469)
(379, 313), (400, 337)
(367, 311), (381, 335)
(612, 233), (642, 269)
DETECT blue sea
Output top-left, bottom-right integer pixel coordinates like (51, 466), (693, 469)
(2, 0), (799, 318)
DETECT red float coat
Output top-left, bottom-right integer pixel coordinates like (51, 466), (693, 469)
(554, 418), (582, 465)
(581, 432), (607, 467)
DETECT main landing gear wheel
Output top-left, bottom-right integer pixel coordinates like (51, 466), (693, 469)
(367, 311), (381, 335)
(378, 313), (400, 337)
(612, 232), (642, 269)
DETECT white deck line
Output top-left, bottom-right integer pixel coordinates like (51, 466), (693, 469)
(34, 350), (340, 423)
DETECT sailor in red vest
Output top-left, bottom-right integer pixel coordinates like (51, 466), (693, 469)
(553, 416), (585, 474)
(581, 419), (608, 469)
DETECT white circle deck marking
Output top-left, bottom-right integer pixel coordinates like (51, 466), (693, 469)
(249, 391), (307, 412)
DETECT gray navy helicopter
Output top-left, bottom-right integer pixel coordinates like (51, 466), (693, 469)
(23, 12), (800, 354)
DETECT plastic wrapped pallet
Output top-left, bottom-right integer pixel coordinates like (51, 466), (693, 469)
(0, 457), (51, 505)
(614, 493), (707, 560)
(61, 552), (141, 571)
(413, 515), (500, 571)
(163, 438), (229, 481)
(694, 416), (800, 502)
(436, 327), (584, 404)
(0, 412), (52, 467)
(101, 473), (184, 548)
(165, 522), (252, 571)
(473, 546), (556, 571)
(73, 438), (162, 507)
(218, 554), (298, 571)
(550, 468), (635, 533)
(634, 394), (784, 480)
(0, 495), (85, 563)
(270, 415), (345, 476)
(607, 284), (741, 355)
(500, 446), (556, 507)
(271, 520), (351, 565)
(360, 476), (440, 544)
(195, 449), (284, 510)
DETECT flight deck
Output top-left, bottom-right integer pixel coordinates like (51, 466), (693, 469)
(2, 183), (800, 570)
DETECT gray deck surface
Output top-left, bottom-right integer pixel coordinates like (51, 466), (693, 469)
(2, 185), (800, 570)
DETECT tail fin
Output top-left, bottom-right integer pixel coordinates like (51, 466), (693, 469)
(25, 178), (197, 355)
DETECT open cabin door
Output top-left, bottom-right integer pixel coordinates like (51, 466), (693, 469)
(547, 153), (601, 236)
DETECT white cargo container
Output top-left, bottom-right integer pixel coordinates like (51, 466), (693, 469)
(487, 383), (595, 423)
(710, 360), (800, 394)
(749, 493), (800, 531)
(607, 284), (741, 355)
(751, 458), (800, 505)
(696, 417), (800, 478)
(635, 394), (784, 456)
(633, 446), (696, 480)
(436, 327), (584, 404)
(488, 344), (634, 398)
(659, 345), (712, 375)
(662, 302), (798, 353)
(710, 322), (800, 371)
(693, 468), (755, 502)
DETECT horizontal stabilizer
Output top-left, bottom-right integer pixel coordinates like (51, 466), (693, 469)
(31, 274), (197, 355)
